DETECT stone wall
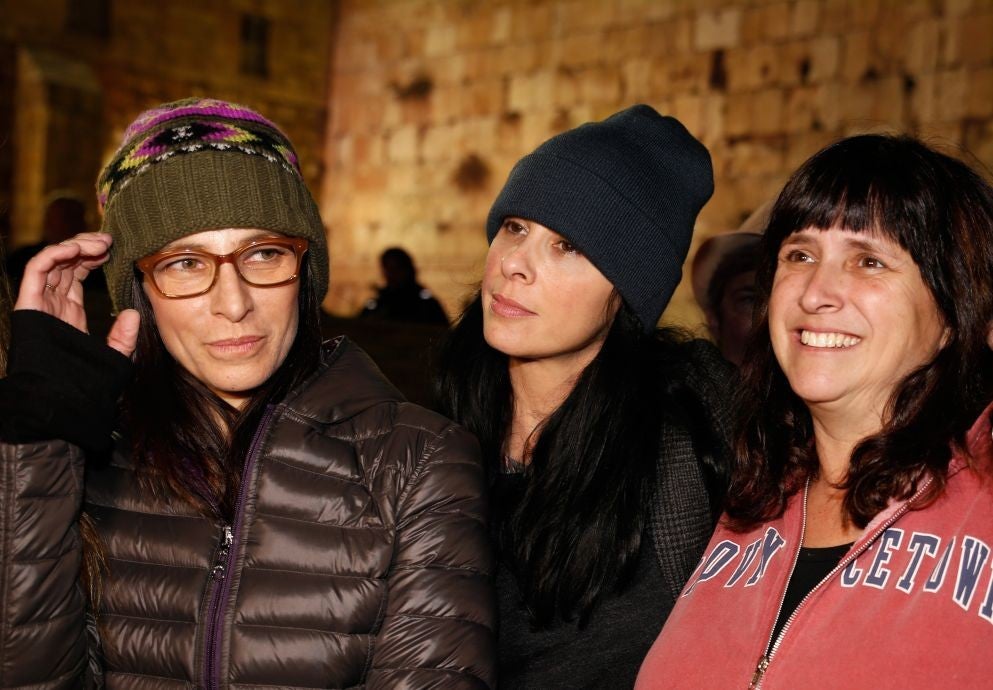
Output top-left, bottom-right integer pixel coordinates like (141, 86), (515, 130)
(0, 0), (333, 250)
(5, 0), (993, 325)
(324, 0), (993, 326)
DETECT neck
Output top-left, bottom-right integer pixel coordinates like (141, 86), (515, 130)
(505, 353), (592, 463)
(803, 403), (882, 547)
(803, 473), (865, 546)
(808, 402), (884, 485)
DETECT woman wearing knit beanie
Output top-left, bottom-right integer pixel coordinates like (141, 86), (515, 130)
(0, 99), (495, 688)
(436, 104), (733, 688)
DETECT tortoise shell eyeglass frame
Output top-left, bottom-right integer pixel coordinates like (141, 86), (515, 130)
(135, 236), (310, 299)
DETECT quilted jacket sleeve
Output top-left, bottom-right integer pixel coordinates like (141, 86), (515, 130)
(0, 310), (131, 688)
(367, 424), (496, 689)
(0, 438), (91, 688)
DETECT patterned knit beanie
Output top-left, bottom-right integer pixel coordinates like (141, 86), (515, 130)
(97, 98), (328, 312)
(486, 104), (713, 332)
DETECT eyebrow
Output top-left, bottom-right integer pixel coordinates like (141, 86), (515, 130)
(782, 231), (895, 255)
(161, 231), (276, 252)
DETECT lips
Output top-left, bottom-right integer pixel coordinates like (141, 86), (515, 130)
(207, 335), (264, 355)
(800, 329), (861, 348)
(491, 293), (536, 317)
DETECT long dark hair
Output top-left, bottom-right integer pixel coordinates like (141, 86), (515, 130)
(122, 261), (323, 518)
(727, 134), (993, 530)
(437, 293), (727, 627)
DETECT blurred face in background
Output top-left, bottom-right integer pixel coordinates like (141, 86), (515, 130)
(707, 269), (757, 366)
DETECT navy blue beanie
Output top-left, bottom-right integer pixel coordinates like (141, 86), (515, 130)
(486, 104), (714, 332)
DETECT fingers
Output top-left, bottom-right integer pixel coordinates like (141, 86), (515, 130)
(15, 242), (81, 310)
(15, 233), (113, 313)
(106, 309), (140, 357)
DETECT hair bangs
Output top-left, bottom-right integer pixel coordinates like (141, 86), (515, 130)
(761, 136), (958, 317)
(770, 137), (936, 244)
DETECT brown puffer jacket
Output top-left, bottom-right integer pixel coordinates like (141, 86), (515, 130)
(0, 336), (495, 688)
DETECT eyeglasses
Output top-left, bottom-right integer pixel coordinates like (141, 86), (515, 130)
(136, 237), (309, 299)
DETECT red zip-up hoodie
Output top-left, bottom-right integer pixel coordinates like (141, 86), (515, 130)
(637, 404), (993, 689)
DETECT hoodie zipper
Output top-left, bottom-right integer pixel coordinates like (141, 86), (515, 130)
(748, 476), (932, 689)
(202, 404), (276, 690)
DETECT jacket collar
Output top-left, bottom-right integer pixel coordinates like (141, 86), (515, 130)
(279, 336), (405, 425)
(860, 399), (993, 535)
(961, 398), (993, 473)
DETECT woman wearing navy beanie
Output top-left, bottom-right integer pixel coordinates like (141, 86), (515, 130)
(437, 104), (733, 688)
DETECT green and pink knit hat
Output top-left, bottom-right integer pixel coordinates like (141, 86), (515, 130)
(97, 98), (328, 311)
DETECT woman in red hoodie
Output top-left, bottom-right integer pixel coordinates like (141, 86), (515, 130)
(637, 134), (993, 689)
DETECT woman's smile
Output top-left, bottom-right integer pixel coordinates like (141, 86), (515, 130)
(770, 227), (946, 417)
(798, 329), (862, 348)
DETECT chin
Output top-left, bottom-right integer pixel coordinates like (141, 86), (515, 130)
(484, 336), (521, 358)
(483, 323), (522, 356)
(207, 369), (274, 396)
(786, 381), (846, 407)
(484, 333), (547, 360)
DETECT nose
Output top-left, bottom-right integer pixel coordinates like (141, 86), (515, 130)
(798, 261), (844, 313)
(500, 240), (535, 284)
(210, 262), (253, 321)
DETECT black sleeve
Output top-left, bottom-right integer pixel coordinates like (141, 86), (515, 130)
(684, 339), (736, 443)
(0, 310), (132, 453)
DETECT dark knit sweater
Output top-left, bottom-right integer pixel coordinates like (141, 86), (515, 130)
(494, 340), (734, 689)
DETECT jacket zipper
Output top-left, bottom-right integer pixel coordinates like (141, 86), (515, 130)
(748, 476), (933, 689)
(747, 479), (809, 690)
(202, 523), (233, 683)
(202, 404), (276, 690)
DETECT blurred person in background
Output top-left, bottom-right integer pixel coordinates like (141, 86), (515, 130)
(0, 98), (495, 688)
(637, 134), (993, 689)
(6, 193), (89, 281)
(6, 192), (113, 337)
(690, 202), (771, 366)
(437, 105), (733, 688)
(360, 246), (449, 325)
